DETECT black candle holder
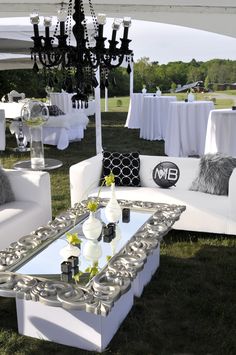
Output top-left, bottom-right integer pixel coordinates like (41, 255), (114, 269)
(68, 255), (79, 268)
(103, 234), (113, 243)
(61, 261), (72, 273)
(122, 208), (130, 223)
(61, 272), (72, 282)
(103, 223), (116, 242)
(71, 266), (79, 276)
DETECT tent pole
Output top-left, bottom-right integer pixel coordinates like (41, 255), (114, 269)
(95, 67), (103, 154)
(105, 87), (108, 112)
(130, 61), (134, 96)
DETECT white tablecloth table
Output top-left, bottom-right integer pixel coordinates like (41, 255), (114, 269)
(0, 102), (25, 119)
(139, 95), (177, 140)
(165, 101), (214, 157)
(50, 92), (95, 116)
(204, 108), (236, 156)
(10, 111), (89, 150)
(125, 93), (152, 129)
(0, 109), (5, 150)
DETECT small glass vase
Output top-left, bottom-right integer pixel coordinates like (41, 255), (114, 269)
(82, 211), (102, 240)
(60, 243), (81, 261)
(83, 240), (102, 263)
(105, 183), (122, 223)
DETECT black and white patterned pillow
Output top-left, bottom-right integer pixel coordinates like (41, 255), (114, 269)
(48, 105), (65, 116)
(102, 151), (141, 187)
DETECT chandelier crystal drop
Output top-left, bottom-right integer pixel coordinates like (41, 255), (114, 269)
(30, 0), (133, 108)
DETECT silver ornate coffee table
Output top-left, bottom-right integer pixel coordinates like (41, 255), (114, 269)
(0, 199), (185, 352)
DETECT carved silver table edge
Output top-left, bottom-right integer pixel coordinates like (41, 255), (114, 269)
(0, 199), (186, 316)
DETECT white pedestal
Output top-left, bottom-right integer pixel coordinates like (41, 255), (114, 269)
(16, 244), (160, 351)
(132, 245), (160, 297)
(16, 287), (134, 352)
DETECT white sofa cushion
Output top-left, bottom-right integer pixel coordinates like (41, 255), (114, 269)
(91, 185), (228, 234)
(0, 170), (52, 250)
(0, 201), (50, 250)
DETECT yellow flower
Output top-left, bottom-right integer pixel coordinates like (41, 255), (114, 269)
(87, 199), (99, 212)
(104, 172), (115, 186)
(66, 232), (81, 245)
(85, 172), (115, 213)
(85, 261), (99, 279)
(73, 271), (83, 283)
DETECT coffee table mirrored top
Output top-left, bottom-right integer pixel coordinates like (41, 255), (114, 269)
(15, 208), (153, 277)
(0, 199), (185, 315)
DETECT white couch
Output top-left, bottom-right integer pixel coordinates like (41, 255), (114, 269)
(70, 154), (236, 235)
(0, 169), (52, 250)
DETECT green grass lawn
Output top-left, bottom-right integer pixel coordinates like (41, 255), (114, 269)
(0, 95), (235, 354)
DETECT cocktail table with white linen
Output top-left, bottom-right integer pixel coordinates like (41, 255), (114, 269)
(140, 95), (177, 140)
(204, 108), (236, 156)
(165, 100), (214, 157)
(125, 93), (153, 129)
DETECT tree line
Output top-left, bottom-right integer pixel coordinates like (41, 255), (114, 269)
(0, 57), (236, 99)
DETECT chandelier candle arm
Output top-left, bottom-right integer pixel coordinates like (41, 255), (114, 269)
(57, 8), (67, 37)
(97, 13), (106, 25)
(30, 12), (42, 48)
(30, 12), (40, 37)
(43, 17), (53, 49)
(95, 13), (107, 51)
(56, 8), (68, 49)
(109, 18), (122, 51)
(121, 17), (132, 48)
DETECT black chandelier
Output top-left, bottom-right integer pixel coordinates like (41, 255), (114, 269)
(30, 0), (133, 107)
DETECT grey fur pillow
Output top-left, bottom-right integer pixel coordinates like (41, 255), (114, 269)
(190, 154), (236, 195)
(0, 167), (15, 205)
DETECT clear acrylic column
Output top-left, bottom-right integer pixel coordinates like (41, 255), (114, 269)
(21, 101), (49, 170)
(29, 125), (44, 169)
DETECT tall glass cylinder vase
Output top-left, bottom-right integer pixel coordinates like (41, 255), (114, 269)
(29, 125), (45, 169)
(21, 100), (49, 170)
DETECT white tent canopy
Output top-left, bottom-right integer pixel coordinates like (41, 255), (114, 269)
(0, 0), (236, 38)
(0, 0), (236, 153)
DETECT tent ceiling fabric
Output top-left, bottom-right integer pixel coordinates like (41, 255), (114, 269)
(0, 1), (236, 38)
(0, 0), (236, 70)
(0, 57), (32, 70)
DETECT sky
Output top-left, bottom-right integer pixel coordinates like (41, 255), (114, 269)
(128, 20), (236, 64)
(1, 17), (236, 64)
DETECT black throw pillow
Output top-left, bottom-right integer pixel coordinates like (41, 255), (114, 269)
(102, 151), (141, 187)
(48, 105), (65, 116)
